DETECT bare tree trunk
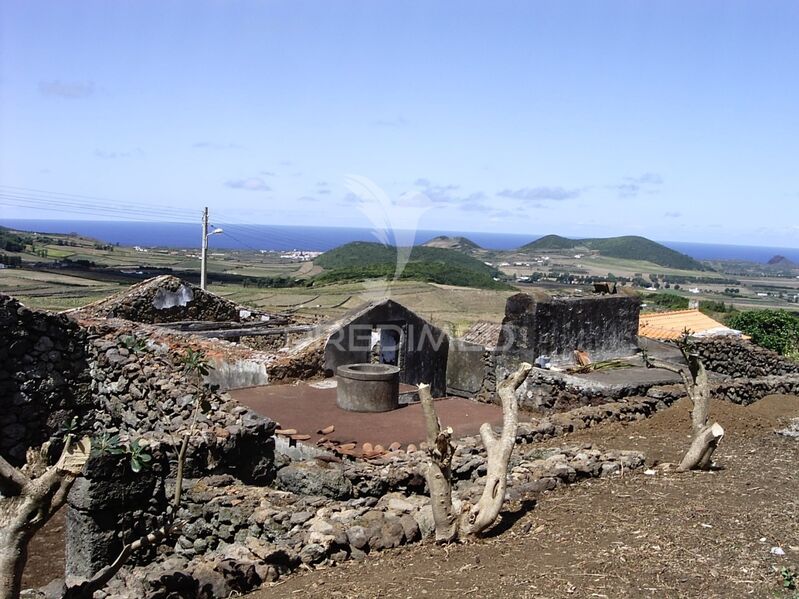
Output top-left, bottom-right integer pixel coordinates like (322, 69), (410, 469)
(459, 362), (531, 537)
(418, 384), (459, 543)
(0, 437), (90, 599)
(419, 362), (531, 541)
(686, 354), (710, 434)
(643, 350), (723, 471)
(678, 422), (724, 472)
(0, 497), (34, 599)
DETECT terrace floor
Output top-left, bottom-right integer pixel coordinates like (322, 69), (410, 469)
(229, 380), (503, 451)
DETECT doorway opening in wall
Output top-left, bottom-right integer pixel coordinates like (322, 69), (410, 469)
(371, 323), (404, 367)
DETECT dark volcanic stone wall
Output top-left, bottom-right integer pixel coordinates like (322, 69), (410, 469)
(78, 275), (241, 324)
(66, 449), (170, 578)
(695, 337), (799, 378)
(65, 326), (278, 579)
(85, 324), (276, 483)
(0, 294), (280, 581)
(713, 374), (799, 405)
(497, 292), (641, 367)
(0, 294), (91, 464)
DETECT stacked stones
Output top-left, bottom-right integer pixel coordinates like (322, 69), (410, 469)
(264, 338), (325, 383)
(0, 294), (91, 464)
(473, 350), (498, 403)
(77, 275), (242, 324)
(0, 294), (279, 588)
(694, 337), (799, 405)
(94, 442), (644, 599)
(713, 374), (799, 405)
(513, 368), (676, 413)
(695, 337), (799, 378)
(64, 324), (278, 583)
(84, 323), (276, 482)
(516, 386), (684, 441)
(66, 449), (170, 580)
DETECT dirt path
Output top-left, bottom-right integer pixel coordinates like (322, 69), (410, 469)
(250, 395), (799, 599)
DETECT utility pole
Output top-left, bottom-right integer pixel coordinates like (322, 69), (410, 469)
(200, 207), (223, 291)
(200, 207), (209, 290)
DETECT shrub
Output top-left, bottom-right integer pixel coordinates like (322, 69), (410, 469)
(727, 309), (799, 355)
(645, 293), (689, 311)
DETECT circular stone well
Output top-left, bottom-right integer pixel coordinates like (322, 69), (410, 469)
(336, 363), (400, 412)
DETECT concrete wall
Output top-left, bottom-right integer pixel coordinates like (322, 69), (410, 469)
(446, 339), (486, 397)
(324, 300), (449, 396)
(497, 292), (641, 368)
(208, 357), (270, 391)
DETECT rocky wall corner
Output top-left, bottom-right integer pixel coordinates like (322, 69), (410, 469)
(0, 294), (91, 465)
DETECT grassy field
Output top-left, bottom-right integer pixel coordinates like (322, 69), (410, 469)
(500, 252), (734, 280)
(0, 268), (125, 310)
(212, 279), (514, 331)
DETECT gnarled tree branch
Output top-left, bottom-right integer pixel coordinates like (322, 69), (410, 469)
(0, 457), (31, 496)
(419, 383), (459, 543)
(642, 344), (723, 471)
(419, 362), (532, 542)
(460, 362), (531, 537)
(0, 436), (90, 599)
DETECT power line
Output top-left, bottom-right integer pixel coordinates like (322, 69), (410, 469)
(0, 185), (194, 219)
(218, 230), (263, 253)
(213, 218), (323, 249)
(0, 199), (191, 223)
(0, 186), (342, 251)
(0, 191), (195, 222)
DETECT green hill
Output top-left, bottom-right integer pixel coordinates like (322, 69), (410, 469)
(520, 234), (707, 271)
(421, 235), (481, 253)
(521, 234), (579, 250)
(314, 241), (512, 289)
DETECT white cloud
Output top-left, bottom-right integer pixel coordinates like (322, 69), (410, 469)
(39, 80), (95, 98)
(497, 186), (581, 201)
(225, 177), (271, 191)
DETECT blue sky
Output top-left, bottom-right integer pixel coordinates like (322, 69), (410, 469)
(1, 1), (798, 246)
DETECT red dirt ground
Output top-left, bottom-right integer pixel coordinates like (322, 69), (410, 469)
(229, 382), (504, 451)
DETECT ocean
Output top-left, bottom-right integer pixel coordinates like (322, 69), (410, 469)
(3, 219), (799, 264)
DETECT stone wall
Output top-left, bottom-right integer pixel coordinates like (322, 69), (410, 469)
(74, 275), (242, 324)
(695, 337), (799, 378)
(0, 294), (91, 464)
(64, 323), (278, 578)
(516, 385), (685, 441)
(84, 323), (276, 483)
(446, 339), (488, 397)
(690, 337), (799, 404)
(0, 294), (279, 583)
(712, 374), (799, 405)
(512, 367), (679, 413)
(266, 338), (326, 384)
(93, 432), (645, 599)
(66, 449), (170, 579)
(497, 291), (641, 368)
